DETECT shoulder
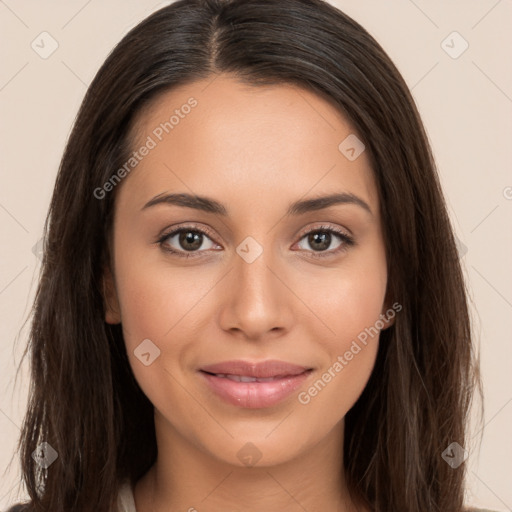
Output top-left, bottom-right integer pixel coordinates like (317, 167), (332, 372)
(4, 480), (135, 512)
(117, 479), (137, 512)
(465, 508), (500, 512)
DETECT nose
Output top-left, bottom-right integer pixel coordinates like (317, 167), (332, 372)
(217, 242), (294, 341)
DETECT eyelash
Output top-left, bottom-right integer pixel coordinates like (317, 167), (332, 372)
(156, 223), (355, 259)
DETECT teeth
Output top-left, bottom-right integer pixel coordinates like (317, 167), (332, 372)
(214, 373), (281, 382)
(230, 375), (258, 383)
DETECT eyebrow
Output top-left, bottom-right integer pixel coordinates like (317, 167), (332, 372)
(142, 192), (373, 217)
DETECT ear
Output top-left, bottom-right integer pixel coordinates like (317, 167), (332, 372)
(380, 308), (395, 330)
(102, 266), (121, 324)
(379, 291), (398, 330)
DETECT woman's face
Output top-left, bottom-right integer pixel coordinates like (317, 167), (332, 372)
(105, 74), (392, 468)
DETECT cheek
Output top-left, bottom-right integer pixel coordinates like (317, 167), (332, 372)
(113, 244), (215, 350)
(113, 258), (208, 405)
(293, 250), (387, 415)
(299, 246), (387, 346)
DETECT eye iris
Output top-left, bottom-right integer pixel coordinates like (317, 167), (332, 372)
(309, 231), (330, 251)
(171, 229), (338, 253)
(179, 231), (202, 251)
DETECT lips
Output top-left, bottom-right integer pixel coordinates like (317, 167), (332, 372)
(200, 359), (311, 379)
(198, 360), (313, 408)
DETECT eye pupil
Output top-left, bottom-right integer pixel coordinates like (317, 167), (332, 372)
(179, 231), (202, 251)
(162, 227), (348, 258)
(309, 232), (330, 251)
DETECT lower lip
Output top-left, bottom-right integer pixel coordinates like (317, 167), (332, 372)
(199, 370), (312, 409)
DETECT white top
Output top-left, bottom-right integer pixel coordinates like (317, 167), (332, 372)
(117, 480), (137, 512)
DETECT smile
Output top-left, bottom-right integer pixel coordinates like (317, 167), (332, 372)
(199, 368), (313, 409)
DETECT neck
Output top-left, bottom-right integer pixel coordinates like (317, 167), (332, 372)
(134, 413), (368, 512)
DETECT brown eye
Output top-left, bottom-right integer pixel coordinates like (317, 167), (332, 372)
(295, 226), (355, 257)
(304, 231), (334, 251)
(158, 226), (219, 257)
(175, 230), (204, 251)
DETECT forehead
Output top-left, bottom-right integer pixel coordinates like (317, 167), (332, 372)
(119, 74), (379, 216)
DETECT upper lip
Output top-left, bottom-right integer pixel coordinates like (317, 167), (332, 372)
(200, 360), (312, 379)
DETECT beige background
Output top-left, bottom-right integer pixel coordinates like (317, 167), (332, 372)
(0, 0), (511, 510)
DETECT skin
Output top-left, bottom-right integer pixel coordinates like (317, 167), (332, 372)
(104, 74), (394, 512)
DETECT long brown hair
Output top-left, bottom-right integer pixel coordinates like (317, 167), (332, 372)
(12, 0), (482, 510)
